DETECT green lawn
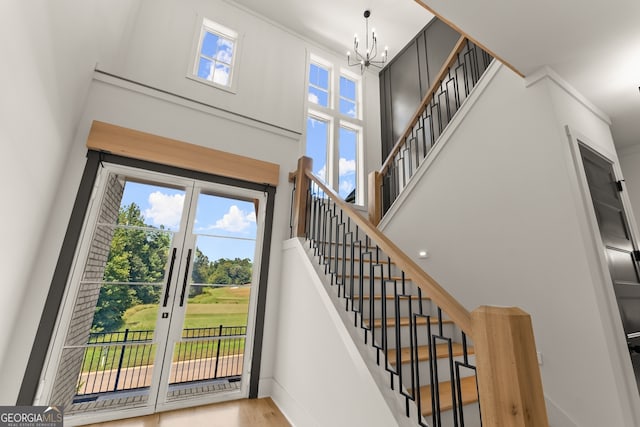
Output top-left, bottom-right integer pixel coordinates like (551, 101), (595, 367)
(81, 287), (250, 372)
(121, 286), (250, 330)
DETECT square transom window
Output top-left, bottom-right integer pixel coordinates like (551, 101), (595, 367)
(192, 18), (238, 90)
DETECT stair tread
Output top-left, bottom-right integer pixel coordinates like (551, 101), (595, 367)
(415, 376), (479, 416)
(318, 241), (377, 249)
(366, 317), (453, 328)
(330, 256), (394, 264)
(353, 294), (430, 301)
(348, 274), (410, 281)
(387, 343), (474, 365)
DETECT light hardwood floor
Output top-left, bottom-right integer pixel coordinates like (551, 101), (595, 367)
(81, 398), (290, 427)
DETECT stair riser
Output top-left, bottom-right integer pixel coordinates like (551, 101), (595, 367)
(422, 403), (481, 427)
(356, 297), (433, 319)
(371, 322), (458, 349)
(330, 261), (404, 279)
(393, 355), (477, 388)
(332, 276), (424, 299)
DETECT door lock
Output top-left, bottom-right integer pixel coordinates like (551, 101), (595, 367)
(162, 312), (169, 319)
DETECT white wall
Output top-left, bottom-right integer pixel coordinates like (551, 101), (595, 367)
(379, 65), (640, 426)
(113, 0), (304, 134)
(109, 0), (383, 198)
(0, 0), (140, 404)
(0, 0), (383, 408)
(269, 239), (401, 427)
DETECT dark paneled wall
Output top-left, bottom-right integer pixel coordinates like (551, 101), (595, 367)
(379, 18), (460, 160)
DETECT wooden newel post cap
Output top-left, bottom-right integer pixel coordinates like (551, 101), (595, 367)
(471, 305), (549, 426)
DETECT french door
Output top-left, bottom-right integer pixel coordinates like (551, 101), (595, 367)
(39, 164), (265, 424)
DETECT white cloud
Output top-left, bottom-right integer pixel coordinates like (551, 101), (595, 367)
(218, 38), (234, 50)
(340, 179), (355, 195)
(316, 164), (326, 181)
(216, 48), (233, 64)
(308, 92), (319, 104)
(212, 205), (256, 233)
(339, 157), (356, 176)
(213, 67), (229, 85)
(204, 61), (230, 86)
(144, 192), (185, 229)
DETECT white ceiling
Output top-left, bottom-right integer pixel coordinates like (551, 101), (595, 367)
(417, 0), (640, 149)
(232, 0), (640, 150)
(231, 0), (433, 67)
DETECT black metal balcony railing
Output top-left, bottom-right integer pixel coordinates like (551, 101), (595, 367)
(75, 325), (246, 398)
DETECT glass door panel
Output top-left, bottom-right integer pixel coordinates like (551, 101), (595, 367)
(163, 193), (257, 403)
(50, 173), (190, 416)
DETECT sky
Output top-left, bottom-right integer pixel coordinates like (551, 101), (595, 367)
(119, 181), (257, 262)
(197, 31), (234, 86)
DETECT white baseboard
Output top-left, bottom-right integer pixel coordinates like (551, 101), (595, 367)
(545, 396), (578, 427)
(259, 377), (317, 427)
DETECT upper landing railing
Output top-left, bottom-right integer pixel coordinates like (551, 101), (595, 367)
(291, 156), (549, 426)
(369, 37), (493, 225)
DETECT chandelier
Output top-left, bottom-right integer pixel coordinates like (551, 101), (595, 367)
(347, 10), (388, 73)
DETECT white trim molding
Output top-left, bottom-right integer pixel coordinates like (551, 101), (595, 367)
(93, 70), (301, 141)
(525, 66), (611, 125)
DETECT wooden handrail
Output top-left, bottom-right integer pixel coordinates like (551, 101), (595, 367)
(303, 165), (473, 334)
(379, 35), (467, 175)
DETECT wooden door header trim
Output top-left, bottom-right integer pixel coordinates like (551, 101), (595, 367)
(86, 121), (280, 187)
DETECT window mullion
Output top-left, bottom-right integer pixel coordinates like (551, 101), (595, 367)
(330, 119), (339, 192)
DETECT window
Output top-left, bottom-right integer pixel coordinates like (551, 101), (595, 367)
(339, 76), (358, 118)
(309, 63), (330, 108)
(305, 56), (363, 204)
(190, 18), (239, 91)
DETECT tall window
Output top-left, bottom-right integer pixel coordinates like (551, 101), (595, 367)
(305, 56), (362, 203)
(190, 18), (239, 91)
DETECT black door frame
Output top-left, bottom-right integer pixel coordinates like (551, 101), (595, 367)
(18, 150), (276, 404)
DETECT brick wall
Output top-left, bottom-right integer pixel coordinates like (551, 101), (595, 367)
(50, 173), (124, 408)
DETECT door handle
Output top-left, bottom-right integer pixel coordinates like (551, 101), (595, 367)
(180, 249), (192, 307)
(162, 248), (177, 307)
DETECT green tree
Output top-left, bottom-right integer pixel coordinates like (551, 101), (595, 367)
(209, 258), (252, 285)
(92, 203), (171, 332)
(91, 202), (254, 332)
(190, 248), (213, 297)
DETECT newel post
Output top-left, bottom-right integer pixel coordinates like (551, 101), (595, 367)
(471, 306), (549, 427)
(368, 170), (382, 226)
(292, 156), (313, 237)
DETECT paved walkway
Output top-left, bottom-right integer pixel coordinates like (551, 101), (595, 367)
(78, 354), (244, 395)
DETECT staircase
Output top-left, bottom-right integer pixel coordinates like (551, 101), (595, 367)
(289, 157), (548, 426)
(284, 30), (549, 426)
